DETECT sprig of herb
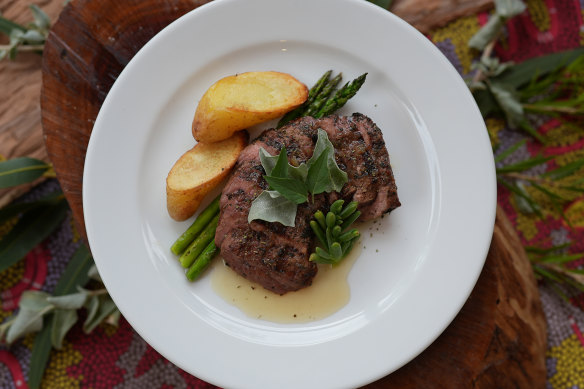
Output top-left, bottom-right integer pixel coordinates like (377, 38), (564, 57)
(0, 5), (50, 60)
(468, 0), (584, 139)
(309, 199), (361, 264)
(248, 129), (348, 226)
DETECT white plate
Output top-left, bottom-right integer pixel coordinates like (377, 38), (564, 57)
(83, 0), (496, 387)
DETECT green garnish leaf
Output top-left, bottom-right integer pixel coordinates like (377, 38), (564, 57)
(248, 190), (297, 227)
(306, 128), (348, 195)
(263, 176), (308, 204)
(250, 130), (348, 226)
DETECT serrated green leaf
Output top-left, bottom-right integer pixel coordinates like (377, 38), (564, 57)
(51, 309), (77, 350)
(0, 198), (69, 272)
(0, 157), (51, 188)
(469, 14), (504, 50)
(263, 176), (308, 204)
(248, 190), (297, 227)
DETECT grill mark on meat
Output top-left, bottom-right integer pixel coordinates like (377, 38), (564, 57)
(215, 114), (400, 294)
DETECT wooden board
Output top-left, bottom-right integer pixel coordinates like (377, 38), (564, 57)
(3, 0), (547, 386)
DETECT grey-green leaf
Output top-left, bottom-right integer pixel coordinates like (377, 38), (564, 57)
(83, 295), (117, 334)
(29, 4), (51, 31)
(47, 292), (87, 310)
(6, 293), (54, 344)
(0, 157), (51, 188)
(468, 14), (504, 50)
(259, 147), (279, 176)
(489, 81), (524, 127)
(19, 290), (51, 311)
(51, 309), (77, 349)
(87, 264), (103, 283)
(248, 190), (297, 227)
(28, 244), (94, 389)
(494, 0), (526, 19)
(83, 295), (100, 330)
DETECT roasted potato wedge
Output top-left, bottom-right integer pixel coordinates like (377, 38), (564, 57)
(166, 131), (248, 221)
(192, 71), (308, 143)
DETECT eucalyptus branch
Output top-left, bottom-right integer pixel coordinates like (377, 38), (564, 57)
(0, 266), (119, 347)
(0, 5), (51, 61)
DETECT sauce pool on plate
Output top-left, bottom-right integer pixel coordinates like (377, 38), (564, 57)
(210, 240), (362, 323)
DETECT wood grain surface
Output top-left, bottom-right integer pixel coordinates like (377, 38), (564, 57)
(3, 0), (547, 386)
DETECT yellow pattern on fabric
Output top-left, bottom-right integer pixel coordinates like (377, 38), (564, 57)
(41, 340), (83, 389)
(514, 196), (541, 241)
(0, 260), (25, 323)
(565, 199), (584, 228)
(430, 15), (480, 74)
(486, 118), (506, 146)
(525, 0), (550, 31)
(547, 335), (584, 387)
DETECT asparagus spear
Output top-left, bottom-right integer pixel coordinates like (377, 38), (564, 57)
(186, 240), (218, 281)
(315, 73), (368, 118)
(304, 72), (343, 117)
(179, 213), (220, 268)
(277, 70), (332, 127)
(170, 196), (220, 255)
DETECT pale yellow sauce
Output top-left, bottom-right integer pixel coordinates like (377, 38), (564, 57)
(211, 241), (362, 323)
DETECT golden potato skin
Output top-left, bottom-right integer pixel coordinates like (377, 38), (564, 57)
(166, 131), (248, 221)
(192, 71), (308, 143)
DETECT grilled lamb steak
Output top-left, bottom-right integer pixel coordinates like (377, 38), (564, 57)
(214, 113), (400, 294)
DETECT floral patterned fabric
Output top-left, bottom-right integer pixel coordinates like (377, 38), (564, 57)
(1, 0), (584, 387)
